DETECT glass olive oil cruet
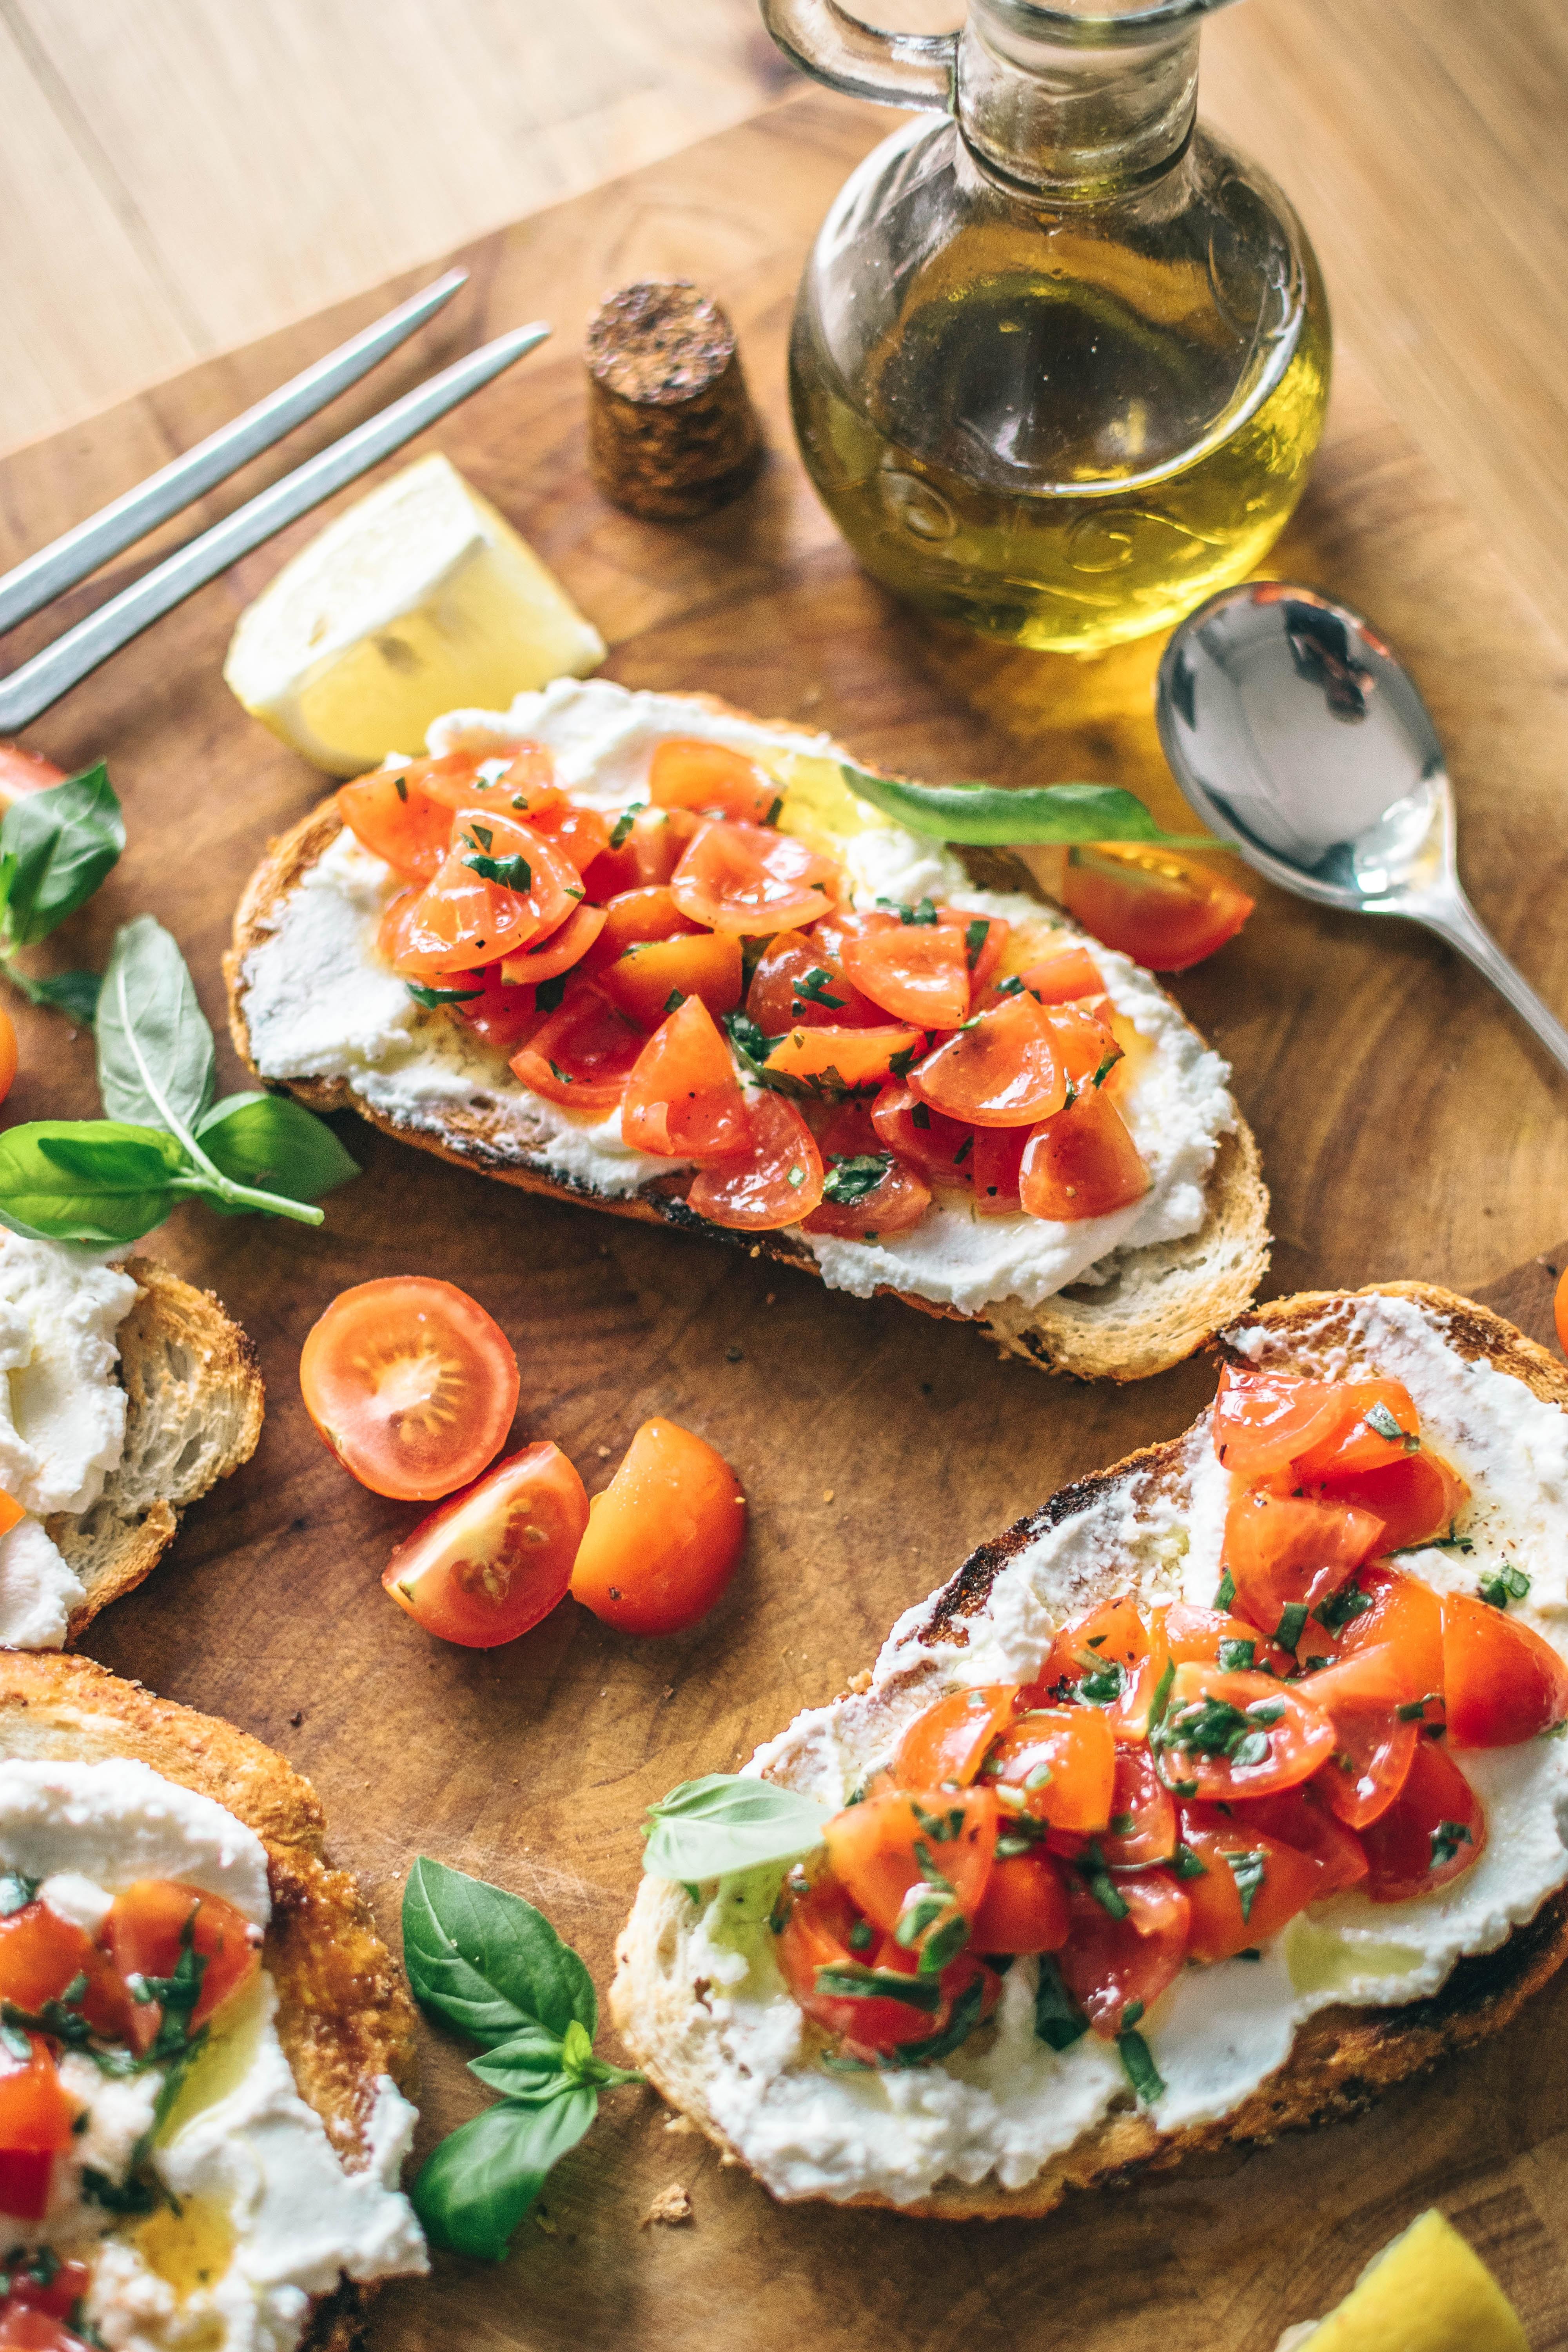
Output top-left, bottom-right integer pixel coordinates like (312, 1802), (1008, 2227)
(766, 0), (1330, 653)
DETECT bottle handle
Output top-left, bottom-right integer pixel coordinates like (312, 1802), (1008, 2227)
(760, 0), (957, 113)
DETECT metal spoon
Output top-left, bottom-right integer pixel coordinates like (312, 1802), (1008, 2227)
(1156, 581), (1568, 1076)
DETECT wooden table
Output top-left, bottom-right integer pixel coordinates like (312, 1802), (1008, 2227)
(2, 82), (1567, 2352)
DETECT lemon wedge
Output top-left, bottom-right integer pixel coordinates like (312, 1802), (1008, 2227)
(1278, 2210), (1529, 2352)
(223, 452), (605, 775)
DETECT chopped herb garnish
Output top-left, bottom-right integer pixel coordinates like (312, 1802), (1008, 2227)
(1078, 1661), (1125, 1708)
(952, 1134), (973, 1167)
(793, 967), (847, 1011)
(547, 1060), (573, 1085)
(1227, 1848), (1268, 1923)
(1274, 1602), (1308, 1652)
(1024, 1762), (1053, 1792)
(535, 974), (567, 1014)
(1318, 1580), (1374, 1632)
(1170, 1843), (1208, 1880)
(0, 1872), (37, 1919)
(1430, 1820), (1474, 1869)
(1389, 1522), (1474, 1557)
(822, 1153), (892, 1205)
(1217, 1637), (1256, 1673)
(1034, 1957), (1088, 2052)
(1397, 1693), (1439, 1722)
(463, 848), (532, 891)
(848, 1920), (873, 1952)
(393, 775), (408, 802)
(786, 1164), (806, 1188)
(608, 804), (643, 849)
(1214, 1570), (1236, 1611)
(1116, 2027), (1165, 2104)
(1478, 1563), (1530, 1610)
(814, 1964), (942, 2013)
(994, 975), (1025, 998)
(764, 796), (784, 827)
(1364, 1401), (1404, 1442)
(1080, 1858), (1129, 1920)
(1090, 1049), (1118, 1089)
(407, 981), (483, 1008)
(664, 989), (688, 1014)
(964, 919), (989, 969)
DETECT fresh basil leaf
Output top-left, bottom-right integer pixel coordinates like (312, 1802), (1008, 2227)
(0, 764), (123, 948)
(195, 1092), (358, 1212)
(840, 763), (1214, 849)
(403, 1858), (596, 2049)
(466, 2029), (572, 2104)
(0, 1121), (183, 1244)
(2, 965), (103, 1025)
(412, 2087), (597, 2262)
(642, 1775), (830, 1884)
(97, 915), (214, 1136)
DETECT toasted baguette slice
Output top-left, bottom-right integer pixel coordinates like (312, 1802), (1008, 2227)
(610, 1281), (1568, 2218)
(0, 1650), (419, 2350)
(223, 691), (1269, 1381)
(42, 1256), (264, 1642)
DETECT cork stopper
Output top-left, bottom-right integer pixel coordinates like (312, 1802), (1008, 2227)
(585, 280), (764, 523)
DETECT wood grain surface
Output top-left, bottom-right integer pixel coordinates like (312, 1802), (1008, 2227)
(2, 85), (1568, 2352)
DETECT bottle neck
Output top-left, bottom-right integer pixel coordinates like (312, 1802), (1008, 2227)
(956, 4), (1200, 200)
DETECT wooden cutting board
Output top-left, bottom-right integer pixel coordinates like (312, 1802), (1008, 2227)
(4, 82), (1568, 2352)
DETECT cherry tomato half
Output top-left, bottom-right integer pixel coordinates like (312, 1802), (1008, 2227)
(1178, 1805), (1324, 1962)
(1158, 1665), (1335, 1800)
(384, 1441), (589, 1648)
(621, 996), (750, 1162)
(893, 1685), (1021, 1792)
(670, 820), (839, 935)
(687, 1091), (824, 1230)
(509, 982), (646, 1109)
(1222, 1483), (1386, 1637)
(1019, 1085), (1149, 1222)
(1211, 1364), (1367, 1481)
(1057, 1871), (1189, 2038)
(822, 1787), (997, 1945)
(649, 738), (779, 825)
(1060, 844), (1254, 971)
(1356, 1736), (1486, 1904)
(570, 1418), (746, 1637)
(910, 992), (1067, 1128)
(1305, 1449), (1470, 1555)
(1443, 1591), (1568, 1748)
(300, 1276), (519, 1501)
(599, 931), (742, 1029)
(970, 1854), (1070, 1955)
(745, 931), (879, 1033)
(0, 744), (68, 813)
(840, 918), (973, 1030)
(986, 1707), (1116, 1834)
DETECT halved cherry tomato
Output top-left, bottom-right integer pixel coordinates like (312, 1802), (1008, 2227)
(445, 965), (539, 1053)
(650, 738), (780, 825)
(338, 747), (559, 878)
(1337, 1564), (1445, 1695)
(383, 1441), (588, 1648)
(601, 931), (743, 1029)
(1290, 1380), (1422, 1479)
(1357, 1736), (1486, 1903)
(1019, 1085), (1149, 1221)
(621, 997), (749, 1161)
(1232, 1785), (1368, 1897)
(1042, 1003), (1123, 1088)
(822, 1788), (997, 1943)
(670, 821), (839, 935)
(580, 886), (703, 976)
(300, 1276), (519, 1501)
(840, 919), (972, 1030)
(1297, 1646), (1419, 1827)
(798, 1100), (931, 1241)
(1158, 1665), (1336, 1799)
(775, 1875), (952, 2052)
(0, 1010), (15, 1108)
(499, 900), (607, 985)
(1018, 944), (1104, 1004)
(687, 1091), (824, 1229)
(582, 807), (703, 899)
(1058, 1872), (1189, 2037)
(745, 932), (878, 1033)
(104, 1881), (261, 2050)
(985, 1708), (1116, 1834)
(1178, 1806), (1324, 1961)
(1100, 1744), (1176, 1867)
(894, 1686), (1021, 1792)
(1443, 1591), (1568, 1748)
(570, 1417), (746, 1637)
(764, 1023), (926, 1092)
(392, 811), (584, 978)
(1211, 1365), (1365, 1481)
(910, 993), (1067, 1128)
(509, 982), (647, 1109)
(1034, 1597), (1171, 1742)
(870, 1082), (975, 1190)
(970, 1854), (1070, 1954)
(1060, 844), (1253, 971)
(1306, 1450), (1470, 1555)
(0, 744), (68, 813)
(1222, 1483), (1385, 1637)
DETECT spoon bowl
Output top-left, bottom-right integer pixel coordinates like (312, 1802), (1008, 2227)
(1156, 581), (1568, 1075)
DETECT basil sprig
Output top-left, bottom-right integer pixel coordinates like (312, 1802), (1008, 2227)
(0, 915), (358, 1241)
(840, 763), (1215, 849)
(0, 762), (124, 1021)
(642, 1774), (830, 1884)
(403, 1859), (641, 2263)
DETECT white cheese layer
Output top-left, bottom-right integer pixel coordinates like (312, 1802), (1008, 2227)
(239, 677), (1235, 1320)
(667, 1294), (1568, 2204)
(0, 1759), (427, 2351)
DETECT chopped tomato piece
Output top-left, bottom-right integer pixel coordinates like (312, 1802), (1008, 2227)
(300, 1276), (519, 1501)
(1357, 1737), (1486, 1903)
(499, 900), (607, 985)
(2, 2259), (89, 2321)
(1289, 1379), (1422, 1478)
(840, 919), (972, 1030)
(649, 738), (780, 825)
(1306, 1449), (1470, 1555)
(1222, 1483), (1385, 1638)
(910, 993), (1067, 1128)
(764, 1023), (926, 1093)
(687, 1091), (824, 1230)
(670, 820), (839, 935)
(774, 1875), (953, 2052)
(822, 1788), (998, 1952)
(1296, 1646), (1420, 1828)
(338, 746), (559, 878)
(1299, 1631), (1432, 1716)
(971, 1123), (1027, 1216)
(598, 929), (742, 1029)
(1042, 1003), (1123, 1087)
(1164, 1601), (1292, 1674)
(621, 997), (749, 1161)
(1100, 1744), (1176, 1867)
(0, 2039), (75, 2221)
(803, 1156), (931, 1240)
(870, 1082), (975, 1190)
(0, 744), (68, 813)
(1034, 1597), (1171, 1742)
(533, 798), (613, 877)
(383, 1441), (588, 1648)
(0, 1903), (92, 2014)
(893, 1686), (1020, 1792)
(570, 1417), (746, 1635)
(1178, 1806), (1324, 1961)
(1443, 1592), (1568, 1748)
(1018, 1085), (1149, 1221)
(1018, 944), (1104, 1004)
(391, 810), (584, 978)
(971, 1854), (1069, 1955)
(509, 983), (647, 1109)
(104, 1881), (261, 2048)
(1060, 844), (1253, 971)
(985, 1708), (1116, 1834)
(1211, 1365), (1365, 1481)
(580, 885), (703, 976)
(448, 965), (538, 1053)
(745, 932), (878, 1033)
(1058, 1872), (1189, 2037)
(1336, 1564), (1446, 1695)
(1232, 1785), (1368, 1897)
(582, 807), (703, 900)
(1157, 1665), (1336, 1799)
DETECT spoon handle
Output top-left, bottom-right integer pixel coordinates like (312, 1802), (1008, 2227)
(1417, 889), (1568, 1077)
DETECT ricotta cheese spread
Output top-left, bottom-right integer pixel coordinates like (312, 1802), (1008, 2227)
(0, 1238), (140, 1650)
(0, 1758), (427, 2351)
(654, 1294), (1568, 2204)
(238, 677), (1236, 1323)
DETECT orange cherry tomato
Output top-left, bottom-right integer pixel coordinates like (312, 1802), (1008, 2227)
(870, 1082), (975, 1190)
(1357, 1736), (1486, 1903)
(970, 1854), (1070, 1955)
(392, 810), (584, 978)
(1058, 1872), (1189, 2037)
(687, 1090), (824, 1230)
(300, 1276), (519, 1501)
(621, 997), (749, 1162)
(1232, 1784), (1368, 1897)
(745, 931), (879, 1033)
(1305, 1449), (1470, 1554)
(509, 982), (647, 1109)
(1211, 1365), (1366, 1481)
(1289, 1379), (1422, 1479)
(893, 1686), (1021, 1791)
(1296, 1646), (1420, 1827)
(499, 900), (607, 986)
(1060, 844), (1254, 971)
(338, 747), (560, 877)
(1177, 1806), (1325, 1962)
(1017, 944), (1104, 1004)
(383, 1441), (588, 1648)
(763, 1023), (926, 1092)
(670, 821), (840, 935)
(599, 931), (742, 1029)
(0, 1904), (91, 2016)
(1042, 1002), (1123, 1088)
(910, 993), (1067, 1128)
(822, 1788), (998, 1943)
(1336, 1564), (1446, 1693)
(775, 1875), (953, 2052)
(985, 1707), (1116, 1834)
(1164, 1601), (1292, 1673)
(534, 799), (613, 877)
(1443, 1591), (1568, 1748)
(1100, 1743), (1176, 1867)
(0, 1009), (16, 1110)
(649, 738), (780, 825)
(583, 807), (703, 899)
(840, 919), (973, 1029)
(1034, 1597), (1171, 1742)
(1159, 1665), (1336, 1800)
(0, 744), (68, 812)
(569, 1417), (746, 1636)
(1222, 1483), (1386, 1637)
(580, 886), (703, 976)
(441, 965), (539, 1053)
(1018, 1084), (1149, 1221)
(104, 1881), (261, 2049)
(799, 1100), (932, 1240)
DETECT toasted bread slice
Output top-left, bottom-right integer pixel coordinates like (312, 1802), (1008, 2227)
(610, 1281), (1568, 2218)
(223, 693), (1270, 1382)
(42, 1257), (264, 1643)
(0, 1650), (419, 2350)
